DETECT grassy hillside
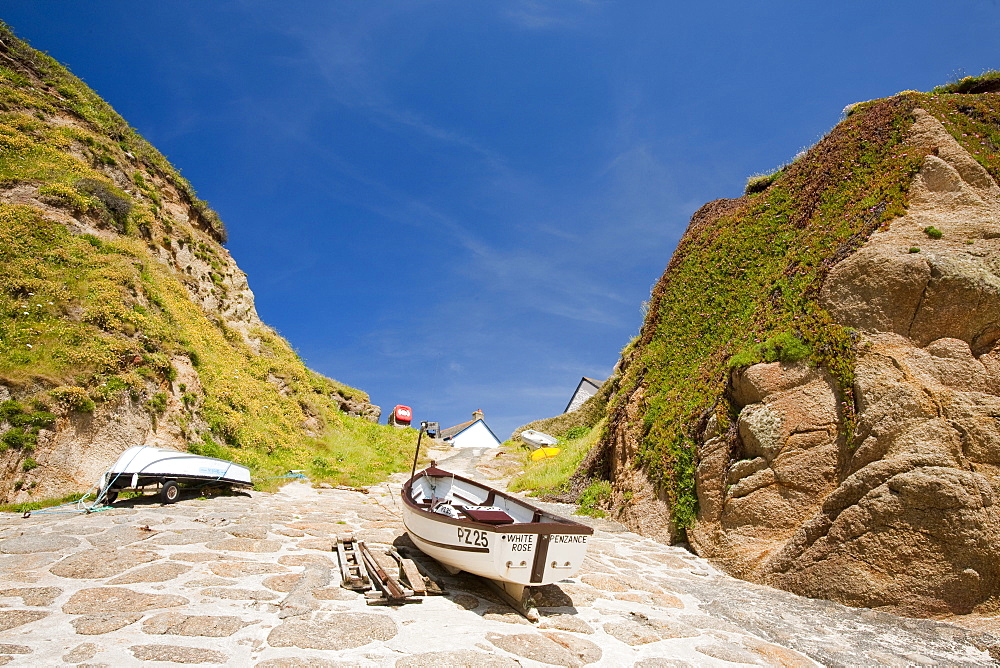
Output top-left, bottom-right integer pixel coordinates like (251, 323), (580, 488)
(0, 23), (417, 493)
(0, 24), (226, 242)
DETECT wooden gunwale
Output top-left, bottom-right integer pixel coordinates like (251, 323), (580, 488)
(401, 467), (593, 536)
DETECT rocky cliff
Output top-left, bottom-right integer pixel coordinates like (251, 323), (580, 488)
(0, 25), (394, 505)
(576, 79), (1000, 617)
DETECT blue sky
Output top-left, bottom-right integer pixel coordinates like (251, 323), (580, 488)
(2, 2), (998, 438)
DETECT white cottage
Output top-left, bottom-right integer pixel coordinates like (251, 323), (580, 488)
(440, 410), (502, 449)
(564, 377), (605, 413)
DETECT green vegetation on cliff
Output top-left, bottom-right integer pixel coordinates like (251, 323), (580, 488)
(0, 23), (414, 494)
(600, 87), (1000, 532)
(0, 23), (226, 242)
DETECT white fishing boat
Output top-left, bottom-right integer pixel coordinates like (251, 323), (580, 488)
(401, 464), (593, 610)
(519, 429), (558, 450)
(96, 445), (252, 504)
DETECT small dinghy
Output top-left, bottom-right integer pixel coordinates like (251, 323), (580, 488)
(530, 446), (560, 461)
(401, 464), (592, 614)
(96, 445), (252, 504)
(519, 429), (558, 450)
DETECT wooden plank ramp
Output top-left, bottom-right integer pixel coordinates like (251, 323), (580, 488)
(388, 547), (427, 596)
(358, 540), (421, 606)
(335, 536), (447, 605)
(391, 545), (447, 596)
(335, 533), (371, 591)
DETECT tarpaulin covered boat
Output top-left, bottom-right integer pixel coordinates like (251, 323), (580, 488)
(519, 429), (558, 450)
(96, 445), (252, 504)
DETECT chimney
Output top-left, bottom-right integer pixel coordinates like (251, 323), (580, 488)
(472, 409), (484, 422)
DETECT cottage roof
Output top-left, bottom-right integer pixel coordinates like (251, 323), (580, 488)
(440, 417), (502, 444)
(440, 419), (476, 440)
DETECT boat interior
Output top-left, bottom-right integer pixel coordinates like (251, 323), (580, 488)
(409, 469), (571, 526)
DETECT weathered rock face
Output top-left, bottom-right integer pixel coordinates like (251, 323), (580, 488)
(689, 363), (844, 579)
(687, 108), (1000, 616)
(602, 383), (682, 546)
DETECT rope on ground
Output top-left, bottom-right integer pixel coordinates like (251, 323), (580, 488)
(20, 491), (114, 518)
(262, 471), (308, 481)
(368, 481), (403, 519)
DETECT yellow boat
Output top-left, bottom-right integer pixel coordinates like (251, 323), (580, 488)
(530, 447), (560, 461)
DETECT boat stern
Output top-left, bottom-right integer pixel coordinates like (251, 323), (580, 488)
(496, 529), (590, 586)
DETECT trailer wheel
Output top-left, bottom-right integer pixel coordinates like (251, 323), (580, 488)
(103, 490), (118, 504)
(160, 480), (180, 504)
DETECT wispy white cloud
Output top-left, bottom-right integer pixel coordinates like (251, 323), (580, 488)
(376, 107), (508, 170)
(504, 0), (602, 30)
(533, 223), (581, 242)
(450, 237), (633, 326)
(226, 2), (678, 432)
(273, 8), (511, 179)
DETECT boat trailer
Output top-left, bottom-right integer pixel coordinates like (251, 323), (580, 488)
(335, 534), (442, 606)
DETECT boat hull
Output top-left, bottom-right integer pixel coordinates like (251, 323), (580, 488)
(530, 447), (561, 461)
(101, 445), (252, 491)
(519, 429), (558, 450)
(401, 467), (591, 587)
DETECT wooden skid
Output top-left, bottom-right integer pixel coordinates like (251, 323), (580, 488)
(359, 541), (420, 606)
(335, 534), (371, 591)
(388, 547), (427, 596)
(392, 546), (447, 595)
(336, 535), (438, 605)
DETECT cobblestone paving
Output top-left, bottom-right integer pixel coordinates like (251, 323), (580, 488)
(0, 447), (997, 666)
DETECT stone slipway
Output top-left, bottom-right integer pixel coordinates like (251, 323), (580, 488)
(0, 449), (997, 666)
